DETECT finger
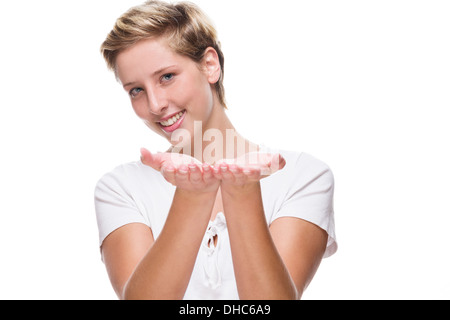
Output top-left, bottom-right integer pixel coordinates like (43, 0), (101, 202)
(212, 164), (222, 180)
(188, 164), (202, 184)
(229, 164), (246, 185)
(140, 147), (152, 165)
(140, 147), (162, 171)
(243, 167), (262, 181)
(161, 165), (176, 185)
(219, 163), (235, 182)
(268, 153), (286, 173)
(175, 164), (190, 184)
(202, 163), (214, 182)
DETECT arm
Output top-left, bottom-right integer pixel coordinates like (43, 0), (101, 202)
(221, 182), (299, 299)
(269, 216), (328, 296)
(101, 150), (219, 300)
(215, 156), (327, 299)
(122, 188), (217, 299)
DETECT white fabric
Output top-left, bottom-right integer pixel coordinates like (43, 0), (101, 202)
(94, 148), (337, 299)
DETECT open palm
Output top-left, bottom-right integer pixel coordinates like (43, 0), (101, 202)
(140, 148), (220, 193)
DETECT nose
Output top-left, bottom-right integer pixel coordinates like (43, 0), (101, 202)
(146, 87), (168, 115)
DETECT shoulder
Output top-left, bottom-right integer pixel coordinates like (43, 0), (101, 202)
(94, 161), (169, 247)
(282, 150), (331, 172)
(263, 147), (334, 188)
(262, 148), (337, 258)
(96, 161), (161, 185)
(290, 152), (334, 187)
(95, 161), (166, 197)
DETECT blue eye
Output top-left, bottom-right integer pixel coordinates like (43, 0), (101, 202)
(129, 87), (143, 98)
(161, 73), (174, 82)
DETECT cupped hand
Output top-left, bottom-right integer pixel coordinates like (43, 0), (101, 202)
(212, 152), (286, 187)
(140, 148), (220, 193)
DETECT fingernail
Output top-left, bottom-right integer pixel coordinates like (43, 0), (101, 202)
(229, 165), (239, 173)
(179, 166), (188, 174)
(221, 166), (227, 172)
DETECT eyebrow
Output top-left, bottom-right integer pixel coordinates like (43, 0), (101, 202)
(122, 65), (177, 88)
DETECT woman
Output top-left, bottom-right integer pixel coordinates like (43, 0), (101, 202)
(95, 0), (337, 300)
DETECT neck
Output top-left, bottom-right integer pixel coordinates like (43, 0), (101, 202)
(175, 103), (259, 164)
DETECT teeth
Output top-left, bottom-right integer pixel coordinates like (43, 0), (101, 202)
(160, 111), (184, 127)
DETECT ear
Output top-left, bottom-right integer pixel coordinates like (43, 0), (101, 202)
(202, 47), (221, 84)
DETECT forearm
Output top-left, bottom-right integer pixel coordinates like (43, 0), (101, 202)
(222, 183), (299, 300)
(123, 188), (216, 300)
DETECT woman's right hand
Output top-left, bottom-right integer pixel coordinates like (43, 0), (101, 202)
(140, 148), (220, 194)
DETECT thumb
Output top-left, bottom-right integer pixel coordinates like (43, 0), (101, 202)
(269, 153), (286, 172)
(140, 148), (162, 171)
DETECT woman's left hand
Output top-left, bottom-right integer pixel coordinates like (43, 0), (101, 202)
(213, 152), (286, 191)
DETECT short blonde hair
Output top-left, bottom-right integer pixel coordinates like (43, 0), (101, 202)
(101, 0), (226, 108)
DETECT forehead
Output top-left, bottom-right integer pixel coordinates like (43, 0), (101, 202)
(115, 38), (190, 83)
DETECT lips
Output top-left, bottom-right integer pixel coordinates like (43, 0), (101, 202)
(159, 110), (186, 133)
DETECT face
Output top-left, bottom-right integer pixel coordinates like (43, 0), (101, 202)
(115, 37), (221, 147)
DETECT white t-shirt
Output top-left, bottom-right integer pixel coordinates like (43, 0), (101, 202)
(94, 148), (337, 299)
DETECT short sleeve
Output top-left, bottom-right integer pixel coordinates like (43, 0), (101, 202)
(271, 153), (337, 258)
(94, 167), (149, 248)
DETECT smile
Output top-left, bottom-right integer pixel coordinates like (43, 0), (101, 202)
(159, 110), (186, 133)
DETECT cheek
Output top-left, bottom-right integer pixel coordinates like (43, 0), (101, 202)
(131, 100), (147, 119)
(133, 102), (157, 126)
(178, 77), (214, 114)
(142, 119), (168, 139)
(132, 102), (163, 133)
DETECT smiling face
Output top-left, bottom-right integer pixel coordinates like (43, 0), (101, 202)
(115, 37), (222, 145)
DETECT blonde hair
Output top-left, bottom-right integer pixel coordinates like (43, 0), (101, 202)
(101, 0), (226, 108)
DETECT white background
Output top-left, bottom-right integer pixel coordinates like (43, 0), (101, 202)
(0, 0), (449, 299)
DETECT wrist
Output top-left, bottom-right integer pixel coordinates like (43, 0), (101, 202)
(175, 186), (218, 202)
(220, 182), (265, 222)
(171, 187), (218, 221)
(220, 181), (261, 198)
